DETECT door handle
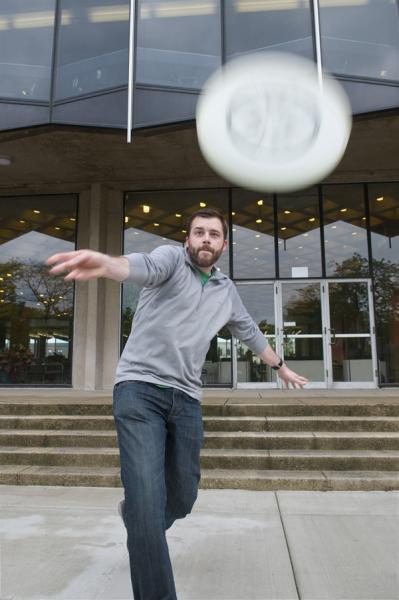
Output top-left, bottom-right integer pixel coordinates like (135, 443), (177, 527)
(329, 328), (336, 345)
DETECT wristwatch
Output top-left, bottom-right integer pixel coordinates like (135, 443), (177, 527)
(271, 357), (284, 371)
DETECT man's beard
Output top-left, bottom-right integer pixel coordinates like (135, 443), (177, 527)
(187, 243), (224, 268)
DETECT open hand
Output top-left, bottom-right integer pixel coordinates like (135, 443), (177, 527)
(277, 364), (309, 389)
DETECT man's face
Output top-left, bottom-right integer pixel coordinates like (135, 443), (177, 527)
(186, 216), (227, 269)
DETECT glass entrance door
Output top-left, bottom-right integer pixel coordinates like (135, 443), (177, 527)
(234, 283), (278, 387)
(325, 280), (378, 388)
(233, 279), (378, 389)
(279, 282), (326, 387)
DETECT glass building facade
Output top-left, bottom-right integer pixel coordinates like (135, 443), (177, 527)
(1, 0), (398, 131)
(0, 1), (398, 388)
(123, 182), (399, 387)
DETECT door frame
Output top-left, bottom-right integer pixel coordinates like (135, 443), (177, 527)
(233, 279), (378, 389)
(323, 278), (378, 389)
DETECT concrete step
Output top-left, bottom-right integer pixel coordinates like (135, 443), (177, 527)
(3, 429), (399, 451)
(2, 415), (399, 432)
(200, 449), (399, 471)
(0, 464), (398, 491)
(202, 404), (399, 417)
(203, 432), (399, 450)
(203, 416), (399, 432)
(1, 446), (399, 471)
(200, 469), (399, 492)
(1, 401), (399, 417)
(0, 416), (116, 430)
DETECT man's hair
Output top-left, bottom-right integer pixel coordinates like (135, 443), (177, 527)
(186, 208), (228, 240)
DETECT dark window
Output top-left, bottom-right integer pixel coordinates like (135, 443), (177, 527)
(0, 0), (56, 101)
(136, 0), (222, 89)
(54, 0), (129, 100)
(320, 0), (399, 82)
(224, 0), (314, 60)
(0, 195), (77, 385)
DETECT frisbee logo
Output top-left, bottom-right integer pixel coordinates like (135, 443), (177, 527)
(226, 84), (321, 163)
(196, 52), (352, 193)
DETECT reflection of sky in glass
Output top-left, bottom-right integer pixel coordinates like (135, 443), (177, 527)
(279, 226), (321, 278)
(371, 231), (399, 264)
(232, 224), (275, 279)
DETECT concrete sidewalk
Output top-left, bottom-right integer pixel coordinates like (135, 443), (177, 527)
(0, 486), (398, 600)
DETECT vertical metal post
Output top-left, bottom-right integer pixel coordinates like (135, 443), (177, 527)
(311, 0), (323, 91)
(127, 0), (136, 143)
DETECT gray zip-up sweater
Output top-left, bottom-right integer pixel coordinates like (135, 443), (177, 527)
(115, 245), (268, 400)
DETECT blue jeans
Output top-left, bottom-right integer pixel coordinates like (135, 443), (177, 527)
(113, 380), (204, 600)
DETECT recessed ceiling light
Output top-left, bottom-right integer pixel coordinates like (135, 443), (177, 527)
(331, 225), (337, 229)
(303, 233), (309, 237)
(362, 216), (366, 220)
(19, 220), (26, 224)
(0, 156), (13, 166)
(376, 196), (384, 202)
(257, 199), (263, 206)
(284, 210), (291, 214)
(255, 234), (260, 238)
(33, 210), (40, 214)
(182, 229), (187, 233)
(175, 213), (182, 218)
(200, 202), (206, 208)
(281, 226), (287, 231)
(308, 217), (316, 222)
(340, 208), (347, 213)
(254, 247), (259, 250)
(142, 205), (150, 213)
(352, 232), (357, 236)
(124, 216), (129, 223)
(55, 227), (60, 231)
(256, 218), (262, 224)
(70, 217), (76, 222)
(153, 223), (160, 227)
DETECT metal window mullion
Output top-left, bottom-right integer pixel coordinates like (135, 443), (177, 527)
(127, 0), (137, 142)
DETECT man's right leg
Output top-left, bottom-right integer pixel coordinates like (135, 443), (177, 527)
(113, 381), (177, 600)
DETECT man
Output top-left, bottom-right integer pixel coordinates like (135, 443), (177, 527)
(47, 208), (308, 600)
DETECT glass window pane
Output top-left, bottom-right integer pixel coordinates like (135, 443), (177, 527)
(235, 283), (276, 383)
(319, 0), (399, 82)
(225, 0), (314, 60)
(369, 183), (399, 385)
(122, 189), (231, 386)
(323, 184), (368, 277)
(136, 0), (221, 89)
(278, 187), (322, 278)
(0, 0), (55, 101)
(55, 0), (129, 100)
(232, 189), (275, 279)
(0, 195), (77, 385)
(332, 338), (373, 383)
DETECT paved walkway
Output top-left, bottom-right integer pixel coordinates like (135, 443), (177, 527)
(0, 486), (398, 600)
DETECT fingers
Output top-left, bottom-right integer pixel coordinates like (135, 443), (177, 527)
(47, 251), (91, 275)
(46, 251), (84, 265)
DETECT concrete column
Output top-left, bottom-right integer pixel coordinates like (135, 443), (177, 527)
(72, 184), (123, 390)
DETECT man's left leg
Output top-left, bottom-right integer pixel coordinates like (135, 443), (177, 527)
(164, 389), (203, 530)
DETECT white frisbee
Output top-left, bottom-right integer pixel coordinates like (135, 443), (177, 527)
(196, 52), (352, 193)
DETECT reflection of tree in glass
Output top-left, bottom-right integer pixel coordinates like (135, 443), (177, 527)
(18, 261), (73, 318)
(334, 253), (399, 328)
(284, 284), (321, 334)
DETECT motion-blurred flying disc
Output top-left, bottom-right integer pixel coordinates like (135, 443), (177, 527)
(196, 52), (352, 193)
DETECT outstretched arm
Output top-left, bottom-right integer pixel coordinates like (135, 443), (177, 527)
(46, 250), (130, 282)
(258, 344), (309, 389)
